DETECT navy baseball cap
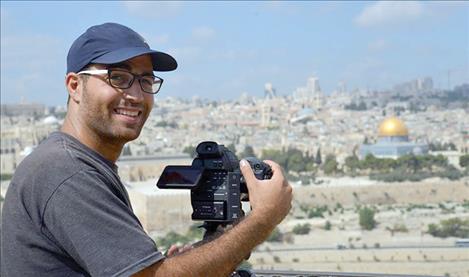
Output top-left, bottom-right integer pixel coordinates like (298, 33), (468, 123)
(67, 22), (177, 73)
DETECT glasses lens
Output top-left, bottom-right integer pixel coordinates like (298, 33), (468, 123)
(139, 76), (159, 94)
(108, 70), (162, 94)
(151, 82), (162, 94)
(143, 77), (163, 94)
(109, 70), (133, 88)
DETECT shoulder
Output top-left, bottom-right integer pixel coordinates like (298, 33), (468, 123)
(7, 133), (101, 223)
(12, 132), (84, 189)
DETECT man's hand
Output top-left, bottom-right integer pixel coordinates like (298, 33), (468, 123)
(165, 244), (193, 257)
(134, 161), (293, 277)
(239, 159), (293, 229)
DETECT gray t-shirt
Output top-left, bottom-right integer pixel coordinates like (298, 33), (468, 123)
(1, 132), (164, 276)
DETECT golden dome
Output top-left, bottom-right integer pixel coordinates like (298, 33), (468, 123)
(378, 116), (409, 137)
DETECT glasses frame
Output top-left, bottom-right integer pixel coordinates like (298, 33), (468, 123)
(77, 69), (164, 94)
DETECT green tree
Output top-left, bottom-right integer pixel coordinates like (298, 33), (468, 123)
(361, 154), (378, 170)
(396, 154), (419, 173)
(186, 223), (204, 240)
(437, 165), (463, 180)
(308, 206), (328, 218)
(460, 154), (469, 169)
(315, 148), (322, 165)
(226, 143), (236, 154)
(447, 142), (457, 151)
(260, 147), (318, 173)
(287, 148), (306, 172)
(359, 207), (377, 230)
(358, 101), (367, 110)
(1, 173), (13, 181)
(345, 155), (360, 174)
(240, 145), (255, 158)
(262, 149), (288, 169)
(323, 154), (339, 175)
(427, 218), (469, 238)
(183, 145), (197, 158)
(267, 227), (283, 242)
(156, 231), (190, 250)
(292, 223), (311, 235)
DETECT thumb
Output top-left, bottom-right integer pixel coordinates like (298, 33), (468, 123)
(240, 159), (257, 189)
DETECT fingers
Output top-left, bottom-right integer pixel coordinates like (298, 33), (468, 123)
(166, 245), (179, 257)
(241, 159), (286, 185)
(166, 244), (194, 257)
(240, 159), (256, 185)
(262, 160), (285, 182)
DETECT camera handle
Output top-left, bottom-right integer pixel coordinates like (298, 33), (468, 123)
(201, 221), (226, 240)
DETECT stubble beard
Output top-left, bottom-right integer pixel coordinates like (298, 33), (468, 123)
(80, 87), (149, 146)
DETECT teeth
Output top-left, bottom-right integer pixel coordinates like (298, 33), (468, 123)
(115, 109), (139, 117)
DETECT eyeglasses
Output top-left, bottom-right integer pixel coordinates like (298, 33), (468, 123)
(77, 69), (164, 94)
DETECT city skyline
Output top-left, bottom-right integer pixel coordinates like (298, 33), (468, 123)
(1, 1), (468, 106)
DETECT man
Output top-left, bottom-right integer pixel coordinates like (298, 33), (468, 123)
(1, 23), (292, 276)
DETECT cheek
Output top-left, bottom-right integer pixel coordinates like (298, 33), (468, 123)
(97, 90), (123, 111)
(83, 80), (121, 108)
(144, 95), (154, 110)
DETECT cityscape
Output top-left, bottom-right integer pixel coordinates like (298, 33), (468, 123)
(1, 74), (468, 276)
(1, 1), (468, 276)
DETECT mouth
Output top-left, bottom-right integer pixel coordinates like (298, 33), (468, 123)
(114, 108), (142, 118)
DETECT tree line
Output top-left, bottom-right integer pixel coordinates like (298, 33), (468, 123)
(182, 143), (469, 183)
(346, 153), (467, 182)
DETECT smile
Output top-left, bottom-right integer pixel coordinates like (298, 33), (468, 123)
(114, 108), (142, 117)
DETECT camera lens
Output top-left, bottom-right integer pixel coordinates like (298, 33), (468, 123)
(205, 145), (212, 151)
(255, 164), (261, 170)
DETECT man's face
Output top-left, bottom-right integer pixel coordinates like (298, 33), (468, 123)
(77, 54), (154, 145)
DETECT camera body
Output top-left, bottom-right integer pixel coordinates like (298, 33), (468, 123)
(156, 141), (272, 223)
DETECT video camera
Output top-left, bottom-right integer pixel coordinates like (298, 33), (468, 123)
(156, 141), (272, 224)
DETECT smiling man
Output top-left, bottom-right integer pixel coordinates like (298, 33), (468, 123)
(64, 55), (157, 162)
(1, 23), (292, 277)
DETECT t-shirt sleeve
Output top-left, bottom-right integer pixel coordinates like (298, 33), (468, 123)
(41, 169), (164, 276)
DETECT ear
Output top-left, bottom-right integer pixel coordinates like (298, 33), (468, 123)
(65, 73), (82, 104)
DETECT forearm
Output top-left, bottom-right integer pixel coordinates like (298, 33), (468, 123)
(147, 212), (274, 277)
(135, 160), (292, 277)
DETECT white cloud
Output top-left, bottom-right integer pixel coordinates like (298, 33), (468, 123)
(355, 1), (424, 27)
(141, 33), (170, 46)
(209, 48), (259, 62)
(191, 26), (216, 41)
(368, 39), (388, 52)
(153, 34), (170, 44)
(167, 46), (202, 63)
(123, 1), (183, 19)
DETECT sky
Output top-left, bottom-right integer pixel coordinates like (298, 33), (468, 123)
(1, 1), (468, 106)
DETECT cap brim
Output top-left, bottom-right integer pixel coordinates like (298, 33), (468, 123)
(92, 47), (177, 72)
